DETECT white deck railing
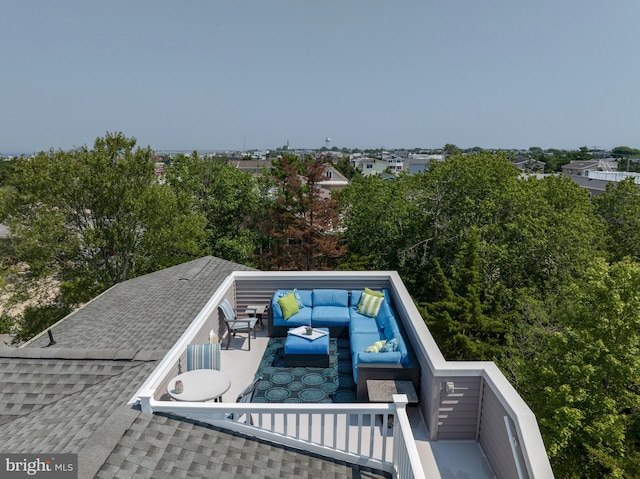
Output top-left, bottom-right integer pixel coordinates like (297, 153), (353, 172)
(141, 395), (426, 479)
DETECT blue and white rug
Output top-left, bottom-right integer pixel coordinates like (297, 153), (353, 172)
(252, 337), (357, 403)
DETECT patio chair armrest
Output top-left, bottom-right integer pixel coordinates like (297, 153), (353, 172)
(227, 318), (256, 328)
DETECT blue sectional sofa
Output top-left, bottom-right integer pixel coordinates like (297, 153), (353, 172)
(269, 288), (419, 399)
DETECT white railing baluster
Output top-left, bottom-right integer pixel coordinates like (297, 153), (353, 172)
(148, 398), (425, 478)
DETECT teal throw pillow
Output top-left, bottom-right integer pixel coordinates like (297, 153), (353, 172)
(381, 337), (399, 352)
(292, 288), (305, 308)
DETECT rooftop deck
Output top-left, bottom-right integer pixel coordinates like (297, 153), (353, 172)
(216, 330), (493, 478)
(131, 271), (553, 479)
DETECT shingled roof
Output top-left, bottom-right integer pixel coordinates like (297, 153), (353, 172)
(0, 256), (388, 478)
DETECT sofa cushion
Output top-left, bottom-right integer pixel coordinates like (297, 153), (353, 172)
(272, 290), (312, 321)
(312, 289), (348, 307)
(291, 288), (306, 308)
(312, 306), (351, 326)
(273, 307), (312, 327)
(349, 315), (380, 334)
(350, 331), (382, 354)
(357, 351), (402, 364)
(357, 287), (385, 317)
(352, 351), (402, 383)
(374, 302), (394, 332)
(277, 292), (299, 320)
(384, 332), (410, 365)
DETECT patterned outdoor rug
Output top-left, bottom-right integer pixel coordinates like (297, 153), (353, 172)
(252, 337), (357, 403)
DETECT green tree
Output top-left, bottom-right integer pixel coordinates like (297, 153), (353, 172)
(517, 259), (640, 478)
(165, 153), (265, 265)
(443, 143), (462, 157)
(334, 157), (357, 180)
(338, 174), (414, 272)
(594, 177), (640, 262)
(0, 158), (18, 186)
(421, 230), (505, 361)
(13, 304), (72, 343)
(611, 145), (640, 159)
(6, 132), (206, 304)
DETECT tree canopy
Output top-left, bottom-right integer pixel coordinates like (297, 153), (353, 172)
(4, 138), (640, 476)
(5, 132), (207, 304)
(260, 154), (345, 270)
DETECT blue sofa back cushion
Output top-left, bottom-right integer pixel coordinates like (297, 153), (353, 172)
(272, 290), (313, 326)
(385, 330), (409, 365)
(272, 289), (312, 311)
(312, 289), (348, 307)
(350, 289), (391, 308)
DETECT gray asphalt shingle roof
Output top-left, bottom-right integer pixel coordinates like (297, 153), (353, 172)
(0, 256), (389, 479)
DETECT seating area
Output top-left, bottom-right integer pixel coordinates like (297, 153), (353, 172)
(269, 288), (419, 399)
(138, 270), (554, 478)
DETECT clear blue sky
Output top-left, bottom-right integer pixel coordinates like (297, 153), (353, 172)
(2, 0), (639, 153)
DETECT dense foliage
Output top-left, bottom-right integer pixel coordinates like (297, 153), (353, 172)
(2, 137), (640, 477)
(4, 133), (207, 304)
(258, 154), (345, 270)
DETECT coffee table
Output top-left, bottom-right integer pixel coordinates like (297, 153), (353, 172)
(168, 369), (231, 402)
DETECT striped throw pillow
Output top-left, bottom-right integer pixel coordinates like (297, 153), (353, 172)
(357, 287), (385, 317)
(365, 340), (386, 353)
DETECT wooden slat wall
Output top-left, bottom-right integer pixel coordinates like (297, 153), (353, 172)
(478, 385), (527, 479)
(436, 376), (482, 440)
(234, 277), (391, 315)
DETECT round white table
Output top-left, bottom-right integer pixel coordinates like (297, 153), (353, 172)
(168, 369), (231, 402)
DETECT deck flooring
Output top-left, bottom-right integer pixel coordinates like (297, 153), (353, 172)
(217, 327), (494, 479)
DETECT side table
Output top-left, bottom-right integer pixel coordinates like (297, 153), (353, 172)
(246, 304), (267, 331)
(366, 379), (418, 427)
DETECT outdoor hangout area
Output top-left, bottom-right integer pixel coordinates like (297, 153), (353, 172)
(131, 270), (553, 479)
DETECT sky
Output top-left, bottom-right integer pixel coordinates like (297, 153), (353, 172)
(2, 0), (639, 153)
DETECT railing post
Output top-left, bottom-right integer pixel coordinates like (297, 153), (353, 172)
(393, 394), (426, 479)
(138, 389), (155, 415)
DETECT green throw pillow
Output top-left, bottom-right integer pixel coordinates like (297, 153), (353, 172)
(365, 339), (386, 353)
(357, 287), (385, 317)
(277, 292), (299, 320)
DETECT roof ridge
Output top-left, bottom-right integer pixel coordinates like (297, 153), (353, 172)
(178, 256), (213, 281)
(0, 348), (165, 361)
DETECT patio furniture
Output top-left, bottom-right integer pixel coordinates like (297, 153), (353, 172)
(231, 375), (262, 424)
(168, 369), (231, 402)
(186, 342), (221, 371)
(219, 298), (258, 351)
(366, 379), (418, 428)
(246, 303), (267, 331)
(284, 327), (330, 367)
